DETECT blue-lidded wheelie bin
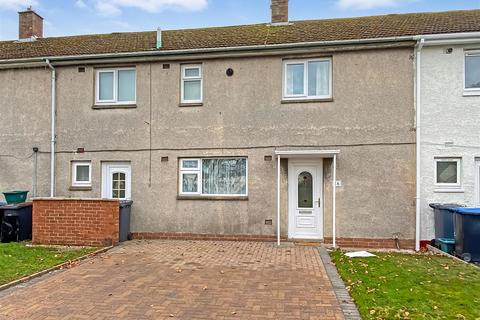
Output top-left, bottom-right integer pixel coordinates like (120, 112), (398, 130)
(447, 207), (480, 262)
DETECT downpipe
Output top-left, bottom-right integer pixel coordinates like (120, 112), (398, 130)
(45, 59), (56, 197)
(415, 38), (425, 251)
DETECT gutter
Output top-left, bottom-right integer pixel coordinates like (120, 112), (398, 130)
(45, 59), (56, 197)
(415, 38), (425, 252)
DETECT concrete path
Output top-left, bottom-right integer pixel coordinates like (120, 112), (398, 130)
(0, 240), (346, 319)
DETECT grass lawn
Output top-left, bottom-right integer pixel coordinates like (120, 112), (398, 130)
(330, 250), (480, 320)
(0, 242), (97, 286)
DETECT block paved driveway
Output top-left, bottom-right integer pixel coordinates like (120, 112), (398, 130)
(0, 240), (344, 319)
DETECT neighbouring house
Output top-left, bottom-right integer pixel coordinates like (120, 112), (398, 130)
(417, 34), (480, 242)
(1, 1), (480, 249)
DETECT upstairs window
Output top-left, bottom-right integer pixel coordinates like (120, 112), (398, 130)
(283, 58), (332, 100)
(181, 64), (203, 104)
(96, 68), (136, 105)
(465, 51), (480, 92)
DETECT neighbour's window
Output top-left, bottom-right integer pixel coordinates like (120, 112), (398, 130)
(96, 68), (136, 105)
(179, 158), (247, 196)
(465, 51), (480, 91)
(435, 158), (461, 188)
(181, 64), (203, 104)
(72, 161), (92, 187)
(283, 58), (332, 100)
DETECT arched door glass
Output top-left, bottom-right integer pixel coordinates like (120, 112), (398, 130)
(298, 171), (313, 208)
(112, 172), (126, 199)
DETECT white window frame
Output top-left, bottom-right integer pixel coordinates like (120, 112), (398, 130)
(181, 64), (203, 104)
(72, 161), (92, 187)
(178, 158), (248, 197)
(95, 68), (136, 105)
(434, 157), (462, 190)
(464, 50), (480, 95)
(283, 58), (332, 100)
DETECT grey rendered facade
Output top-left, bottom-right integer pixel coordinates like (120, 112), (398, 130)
(0, 44), (416, 242)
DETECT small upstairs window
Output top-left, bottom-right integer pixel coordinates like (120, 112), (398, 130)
(181, 64), (203, 104)
(465, 51), (480, 94)
(283, 58), (332, 100)
(96, 68), (136, 105)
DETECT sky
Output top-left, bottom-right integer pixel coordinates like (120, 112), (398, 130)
(0, 0), (479, 40)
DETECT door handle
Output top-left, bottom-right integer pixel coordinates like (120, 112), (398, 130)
(315, 198), (321, 207)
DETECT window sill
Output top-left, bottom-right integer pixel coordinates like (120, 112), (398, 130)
(179, 103), (203, 107)
(463, 89), (480, 96)
(92, 104), (137, 110)
(434, 188), (465, 193)
(281, 98), (333, 104)
(69, 186), (93, 191)
(177, 195), (248, 201)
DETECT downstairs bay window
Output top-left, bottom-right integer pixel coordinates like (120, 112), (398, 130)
(179, 158), (248, 197)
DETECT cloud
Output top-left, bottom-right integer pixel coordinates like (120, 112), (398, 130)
(75, 0), (88, 9)
(92, 0), (208, 16)
(337, 0), (401, 10)
(0, 0), (38, 11)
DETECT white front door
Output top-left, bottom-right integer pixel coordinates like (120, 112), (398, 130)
(102, 162), (131, 200)
(288, 160), (323, 239)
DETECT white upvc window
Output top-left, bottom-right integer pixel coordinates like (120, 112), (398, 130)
(95, 68), (136, 105)
(283, 58), (332, 100)
(179, 158), (248, 196)
(434, 158), (462, 190)
(465, 51), (480, 94)
(72, 161), (92, 187)
(181, 64), (203, 104)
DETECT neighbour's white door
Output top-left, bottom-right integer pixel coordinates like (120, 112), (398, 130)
(288, 160), (323, 239)
(102, 162), (131, 200)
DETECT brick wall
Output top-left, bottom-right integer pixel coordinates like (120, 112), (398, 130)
(324, 237), (415, 250)
(32, 198), (119, 247)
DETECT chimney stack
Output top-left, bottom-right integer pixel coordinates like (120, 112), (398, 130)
(271, 0), (289, 24)
(18, 7), (43, 40)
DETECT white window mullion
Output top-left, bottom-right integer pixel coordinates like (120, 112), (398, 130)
(199, 160), (203, 195)
(304, 62), (308, 97)
(113, 70), (118, 102)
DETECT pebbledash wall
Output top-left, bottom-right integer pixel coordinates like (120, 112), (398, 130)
(0, 45), (416, 248)
(420, 44), (480, 241)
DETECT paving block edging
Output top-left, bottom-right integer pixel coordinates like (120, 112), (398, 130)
(0, 246), (113, 292)
(318, 247), (362, 320)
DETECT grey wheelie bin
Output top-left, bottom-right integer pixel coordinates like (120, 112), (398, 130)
(119, 200), (133, 242)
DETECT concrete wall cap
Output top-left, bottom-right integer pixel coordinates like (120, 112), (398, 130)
(32, 197), (120, 202)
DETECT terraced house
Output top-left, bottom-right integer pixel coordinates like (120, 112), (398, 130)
(1, 0), (480, 250)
